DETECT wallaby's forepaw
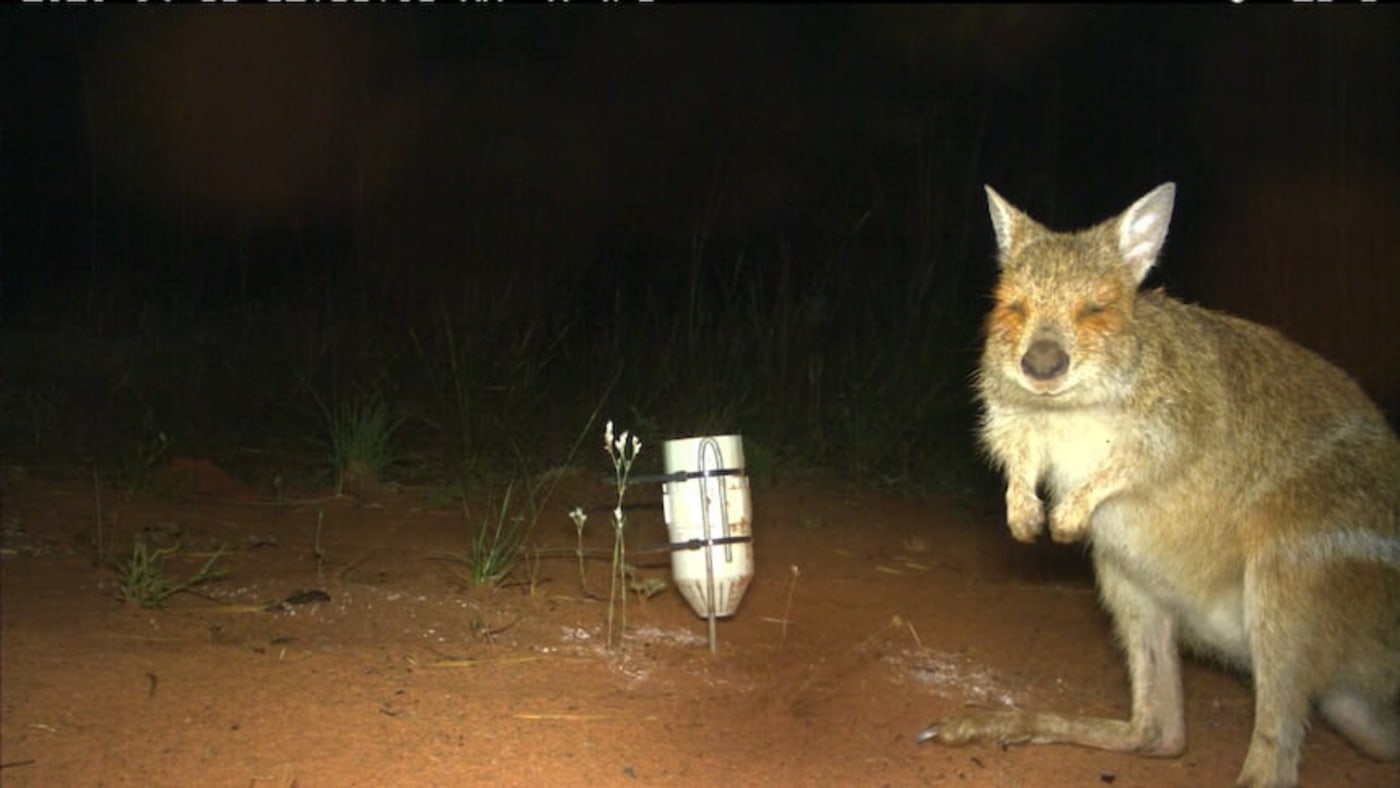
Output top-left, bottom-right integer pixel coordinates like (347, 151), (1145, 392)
(1049, 487), (1094, 543)
(1006, 487), (1045, 543)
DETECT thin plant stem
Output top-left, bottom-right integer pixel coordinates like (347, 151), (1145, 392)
(780, 564), (800, 650)
(569, 507), (590, 596)
(603, 420), (642, 649)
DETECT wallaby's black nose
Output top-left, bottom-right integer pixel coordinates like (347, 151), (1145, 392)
(1022, 339), (1069, 381)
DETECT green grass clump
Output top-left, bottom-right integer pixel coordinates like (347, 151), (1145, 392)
(322, 393), (404, 497)
(115, 537), (226, 608)
(433, 479), (537, 589)
(463, 482), (530, 586)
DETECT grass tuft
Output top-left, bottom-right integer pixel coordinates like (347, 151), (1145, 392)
(463, 482), (530, 587)
(114, 537), (226, 608)
(322, 393), (405, 497)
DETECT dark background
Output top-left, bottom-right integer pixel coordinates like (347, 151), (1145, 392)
(2, 7), (1397, 489)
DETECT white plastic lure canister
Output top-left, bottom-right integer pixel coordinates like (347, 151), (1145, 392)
(661, 435), (754, 619)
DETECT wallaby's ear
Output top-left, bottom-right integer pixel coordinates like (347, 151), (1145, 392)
(984, 185), (1022, 260)
(1118, 182), (1175, 284)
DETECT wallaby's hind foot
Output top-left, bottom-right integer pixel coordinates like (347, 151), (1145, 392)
(917, 709), (1185, 757)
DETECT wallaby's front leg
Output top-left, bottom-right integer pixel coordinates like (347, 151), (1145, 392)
(1005, 474), (1046, 543)
(984, 418), (1048, 543)
(1049, 451), (1136, 543)
(919, 568), (1185, 757)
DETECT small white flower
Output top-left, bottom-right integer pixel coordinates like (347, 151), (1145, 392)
(569, 506), (587, 528)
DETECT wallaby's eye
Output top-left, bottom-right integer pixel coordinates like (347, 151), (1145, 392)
(1079, 303), (1107, 319)
(1004, 301), (1026, 316)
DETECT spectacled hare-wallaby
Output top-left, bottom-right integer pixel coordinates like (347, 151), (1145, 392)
(917, 183), (1400, 788)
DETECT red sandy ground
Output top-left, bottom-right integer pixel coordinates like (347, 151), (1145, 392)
(2, 459), (1395, 787)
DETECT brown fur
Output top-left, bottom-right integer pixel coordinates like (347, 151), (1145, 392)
(918, 183), (1400, 788)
